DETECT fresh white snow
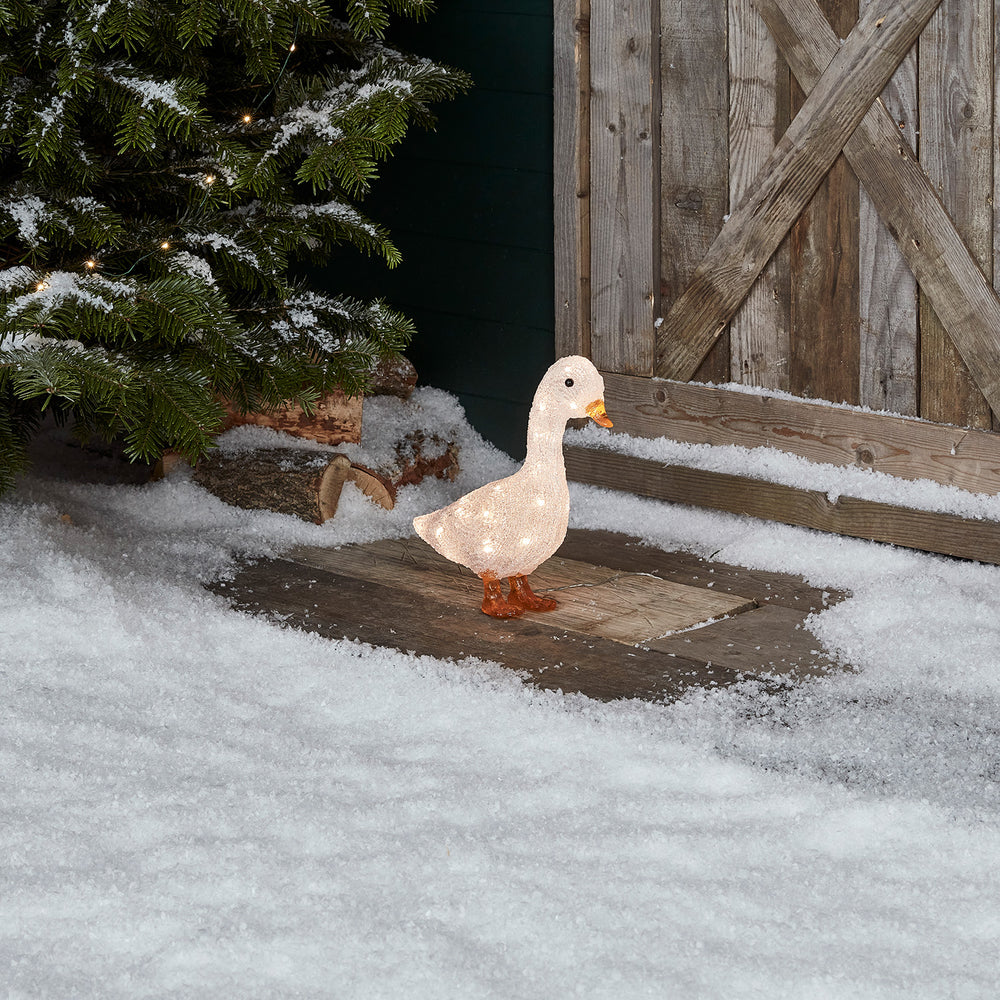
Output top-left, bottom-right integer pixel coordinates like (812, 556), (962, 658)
(2, 388), (999, 998)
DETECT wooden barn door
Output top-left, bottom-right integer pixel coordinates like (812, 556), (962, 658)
(554, 0), (1000, 562)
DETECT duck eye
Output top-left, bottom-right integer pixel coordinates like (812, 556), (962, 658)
(564, 378), (574, 387)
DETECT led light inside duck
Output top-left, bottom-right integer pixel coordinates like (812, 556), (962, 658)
(412, 356), (613, 618)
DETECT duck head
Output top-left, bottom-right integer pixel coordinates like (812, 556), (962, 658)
(535, 356), (613, 428)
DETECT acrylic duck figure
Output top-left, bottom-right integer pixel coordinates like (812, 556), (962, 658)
(413, 356), (612, 618)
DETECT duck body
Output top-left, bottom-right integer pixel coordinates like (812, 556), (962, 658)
(412, 356), (612, 617)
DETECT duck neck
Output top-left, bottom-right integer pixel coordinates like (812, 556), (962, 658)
(523, 398), (567, 478)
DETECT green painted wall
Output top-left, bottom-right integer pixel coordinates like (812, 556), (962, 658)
(325, 0), (555, 459)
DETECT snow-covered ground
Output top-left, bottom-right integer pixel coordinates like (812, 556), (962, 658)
(2, 388), (999, 999)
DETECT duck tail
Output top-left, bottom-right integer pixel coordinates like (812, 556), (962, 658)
(412, 511), (434, 544)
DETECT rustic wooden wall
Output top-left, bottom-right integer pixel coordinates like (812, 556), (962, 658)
(555, 0), (1000, 554)
(557, 0), (1000, 423)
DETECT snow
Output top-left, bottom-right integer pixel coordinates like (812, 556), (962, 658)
(5, 194), (48, 246)
(566, 421), (1000, 519)
(195, 233), (259, 270)
(106, 69), (191, 116)
(3, 270), (134, 321)
(169, 251), (216, 287)
(290, 200), (379, 237)
(2, 389), (1000, 998)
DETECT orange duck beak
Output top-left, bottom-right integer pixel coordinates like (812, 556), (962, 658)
(586, 398), (613, 428)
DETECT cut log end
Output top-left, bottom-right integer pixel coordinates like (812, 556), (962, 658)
(317, 454), (353, 521)
(347, 463), (396, 510)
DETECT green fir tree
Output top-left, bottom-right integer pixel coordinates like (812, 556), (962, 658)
(0, 0), (469, 492)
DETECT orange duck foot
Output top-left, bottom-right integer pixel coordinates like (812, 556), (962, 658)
(507, 574), (557, 612)
(481, 575), (522, 618)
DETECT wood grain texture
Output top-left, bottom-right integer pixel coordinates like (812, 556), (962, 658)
(996, 0), (1000, 431)
(789, 0), (861, 406)
(212, 530), (844, 702)
(727, 0), (791, 390)
(288, 539), (755, 646)
(858, 0), (918, 415)
(565, 444), (1000, 565)
(555, 528), (847, 613)
(601, 372), (1000, 494)
(554, 0), (590, 359)
(649, 603), (838, 677)
(755, 0), (1000, 420)
(590, 0), (655, 374)
(918, 0), (993, 428)
(659, 0), (730, 382)
(216, 557), (737, 702)
(655, 0), (942, 382)
(193, 450), (354, 524)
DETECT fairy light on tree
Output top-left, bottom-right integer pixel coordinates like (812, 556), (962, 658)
(413, 358), (613, 619)
(0, 0), (469, 494)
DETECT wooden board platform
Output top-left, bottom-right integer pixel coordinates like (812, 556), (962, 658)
(212, 529), (847, 702)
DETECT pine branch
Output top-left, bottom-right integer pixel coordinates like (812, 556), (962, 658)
(0, 0), (470, 492)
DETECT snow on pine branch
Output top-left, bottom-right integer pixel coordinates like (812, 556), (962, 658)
(1, 191), (122, 247)
(2, 270), (136, 320)
(289, 200), (377, 237)
(193, 232), (260, 271)
(104, 67), (195, 117)
(168, 251), (216, 287)
(4, 194), (47, 245)
(265, 290), (408, 356)
(259, 57), (426, 166)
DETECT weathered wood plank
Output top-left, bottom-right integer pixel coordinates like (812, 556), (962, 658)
(789, 0), (860, 406)
(216, 557), (742, 702)
(601, 372), (1000, 494)
(655, 0), (942, 382)
(554, 0), (590, 358)
(918, 0), (993, 429)
(727, 0), (790, 390)
(287, 538), (755, 646)
(996, 0), (1000, 427)
(556, 528), (846, 613)
(213, 530), (846, 701)
(648, 603), (840, 678)
(590, 0), (655, 374)
(996, 0), (1000, 429)
(754, 0), (1000, 422)
(565, 444), (1000, 565)
(858, 0), (918, 415)
(660, 0), (729, 382)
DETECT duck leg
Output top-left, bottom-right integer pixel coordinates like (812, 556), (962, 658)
(480, 573), (522, 618)
(507, 574), (557, 612)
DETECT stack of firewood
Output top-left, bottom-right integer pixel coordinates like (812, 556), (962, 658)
(157, 356), (460, 523)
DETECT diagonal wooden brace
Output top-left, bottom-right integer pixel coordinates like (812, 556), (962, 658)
(655, 0), (943, 383)
(754, 0), (1000, 418)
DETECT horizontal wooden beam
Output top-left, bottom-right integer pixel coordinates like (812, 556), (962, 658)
(602, 372), (1000, 495)
(564, 445), (1000, 565)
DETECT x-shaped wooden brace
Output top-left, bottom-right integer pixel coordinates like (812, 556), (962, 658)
(656, 0), (1000, 417)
